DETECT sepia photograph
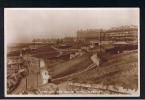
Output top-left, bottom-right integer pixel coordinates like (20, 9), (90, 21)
(4, 8), (139, 97)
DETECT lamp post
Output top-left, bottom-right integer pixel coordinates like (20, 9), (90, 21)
(99, 29), (102, 59)
(37, 58), (40, 88)
(25, 76), (27, 91)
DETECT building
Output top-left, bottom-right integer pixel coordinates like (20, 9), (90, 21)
(77, 29), (104, 40)
(77, 25), (138, 42)
(104, 25), (138, 42)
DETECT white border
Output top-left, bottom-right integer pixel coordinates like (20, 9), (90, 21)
(4, 8), (140, 97)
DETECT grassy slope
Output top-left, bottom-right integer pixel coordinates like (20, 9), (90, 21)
(50, 53), (92, 79)
(69, 51), (138, 89)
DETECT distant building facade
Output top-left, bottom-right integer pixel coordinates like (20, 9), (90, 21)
(104, 25), (138, 42)
(77, 29), (103, 40)
(77, 25), (138, 42)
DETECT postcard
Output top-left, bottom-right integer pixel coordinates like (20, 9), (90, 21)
(4, 8), (140, 97)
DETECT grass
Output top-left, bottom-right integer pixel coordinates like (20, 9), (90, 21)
(50, 54), (92, 79)
(69, 51), (138, 90)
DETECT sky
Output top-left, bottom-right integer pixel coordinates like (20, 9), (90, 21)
(5, 8), (139, 43)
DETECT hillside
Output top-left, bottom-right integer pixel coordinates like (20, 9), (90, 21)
(69, 51), (138, 90)
(50, 53), (92, 79)
(51, 50), (138, 90)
